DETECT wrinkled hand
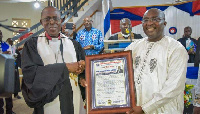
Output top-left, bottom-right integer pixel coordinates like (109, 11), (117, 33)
(126, 106), (144, 114)
(83, 45), (94, 50)
(193, 106), (200, 114)
(76, 60), (85, 74)
(3, 51), (11, 54)
(66, 60), (85, 74)
(66, 62), (79, 73)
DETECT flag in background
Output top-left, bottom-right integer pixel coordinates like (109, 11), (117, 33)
(102, 0), (111, 40)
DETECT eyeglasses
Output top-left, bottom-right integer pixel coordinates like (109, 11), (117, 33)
(142, 17), (164, 23)
(41, 17), (61, 23)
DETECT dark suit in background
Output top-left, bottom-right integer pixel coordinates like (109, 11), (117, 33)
(194, 38), (200, 67)
(109, 32), (142, 40)
(178, 37), (197, 63)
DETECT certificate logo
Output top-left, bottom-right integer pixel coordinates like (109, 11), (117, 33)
(108, 99), (112, 105)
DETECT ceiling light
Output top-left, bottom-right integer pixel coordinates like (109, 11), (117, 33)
(34, 1), (40, 8)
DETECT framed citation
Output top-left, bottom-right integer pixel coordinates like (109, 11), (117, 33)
(85, 51), (135, 114)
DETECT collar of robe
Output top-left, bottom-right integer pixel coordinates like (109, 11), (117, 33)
(44, 32), (64, 63)
(121, 32), (130, 38)
(45, 32), (61, 40)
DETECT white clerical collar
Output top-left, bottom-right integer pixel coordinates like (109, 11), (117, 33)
(45, 32), (61, 40)
(51, 38), (60, 42)
(121, 32), (130, 38)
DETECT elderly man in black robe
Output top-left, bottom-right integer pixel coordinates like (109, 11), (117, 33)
(21, 6), (86, 114)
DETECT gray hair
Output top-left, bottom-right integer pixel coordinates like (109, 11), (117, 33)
(120, 18), (131, 25)
(41, 6), (61, 18)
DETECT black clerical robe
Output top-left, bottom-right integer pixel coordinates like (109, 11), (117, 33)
(108, 32), (143, 40)
(21, 36), (85, 114)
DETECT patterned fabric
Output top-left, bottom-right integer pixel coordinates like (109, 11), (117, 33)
(149, 58), (157, 73)
(76, 27), (104, 55)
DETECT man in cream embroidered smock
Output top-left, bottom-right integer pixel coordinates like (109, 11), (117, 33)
(126, 8), (188, 114)
(21, 6), (86, 114)
(76, 16), (104, 55)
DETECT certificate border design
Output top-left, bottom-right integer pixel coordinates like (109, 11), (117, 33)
(91, 57), (130, 109)
(85, 51), (135, 114)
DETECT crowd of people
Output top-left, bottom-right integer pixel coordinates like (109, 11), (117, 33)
(1, 6), (200, 114)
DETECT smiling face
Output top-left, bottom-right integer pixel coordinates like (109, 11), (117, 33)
(120, 18), (132, 35)
(142, 8), (167, 42)
(40, 7), (61, 37)
(83, 17), (92, 31)
(184, 27), (192, 38)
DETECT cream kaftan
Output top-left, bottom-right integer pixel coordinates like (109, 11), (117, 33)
(125, 36), (188, 114)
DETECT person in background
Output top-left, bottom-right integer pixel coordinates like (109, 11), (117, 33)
(6, 38), (22, 100)
(109, 18), (143, 40)
(0, 30), (10, 54)
(21, 6), (86, 114)
(125, 8), (188, 114)
(0, 30), (15, 114)
(108, 18), (143, 50)
(62, 23), (77, 39)
(76, 16), (104, 55)
(178, 26), (197, 63)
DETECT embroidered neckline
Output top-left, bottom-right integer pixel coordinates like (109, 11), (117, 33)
(136, 43), (154, 84)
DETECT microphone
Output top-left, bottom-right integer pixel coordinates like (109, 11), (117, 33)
(125, 28), (129, 34)
(127, 25), (132, 42)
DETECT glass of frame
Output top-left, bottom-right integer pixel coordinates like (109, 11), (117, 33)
(85, 51), (135, 114)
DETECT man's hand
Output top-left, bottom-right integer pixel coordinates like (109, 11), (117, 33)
(66, 62), (79, 73)
(79, 77), (87, 87)
(3, 51), (11, 54)
(76, 60), (85, 74)
(126, 106), (144, 114)
(83, 45), (94, 50)
(193, 106), (200, 114)
(66, 60), (85, 74)
(72, 24), (76, 32)
(188, 49), (195, 54)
